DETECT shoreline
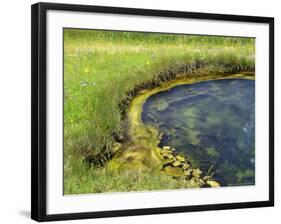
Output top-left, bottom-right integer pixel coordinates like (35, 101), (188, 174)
(107, 72), (254, 188)
(127, 72), (255, 142)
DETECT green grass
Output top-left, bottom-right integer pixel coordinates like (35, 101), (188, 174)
(64, 29), (255, 194)
(65, 160), (199, 194)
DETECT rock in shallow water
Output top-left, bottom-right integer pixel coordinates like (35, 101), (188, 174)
(172, 161), (182, 167)
(176, 155), (185, 162)
(182, 163), (191, 170)
(192, 168), (202, 178)
(184, 170), (191, 176)
(162, 146), (171, 150)
(206, 180), (220, 187)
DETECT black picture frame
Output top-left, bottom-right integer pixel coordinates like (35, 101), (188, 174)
(31, 2), (274, 222)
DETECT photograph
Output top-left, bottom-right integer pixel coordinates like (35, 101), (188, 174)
(63, 29), (256, 195)
(31, 3), (274, 221)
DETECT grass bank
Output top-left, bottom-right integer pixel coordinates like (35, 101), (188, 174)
(64, 29), (255, 194)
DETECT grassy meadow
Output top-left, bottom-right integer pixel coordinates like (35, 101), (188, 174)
(63, 29), (255, 194)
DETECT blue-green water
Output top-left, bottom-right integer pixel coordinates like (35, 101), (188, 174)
(142, 79), (255, 186)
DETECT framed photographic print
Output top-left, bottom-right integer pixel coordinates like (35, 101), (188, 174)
(31, 2), (274, 222)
